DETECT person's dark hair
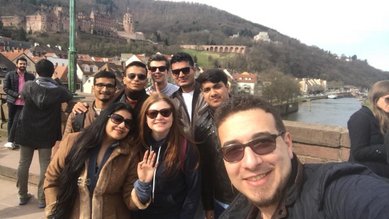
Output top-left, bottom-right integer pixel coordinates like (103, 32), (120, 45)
(93, 70), (116, 86)
(35, 59), (55, 77)
(49, 102), (136, 219)
(124, 61), (147, 75)
(369, 80), (389, 134)
(147, 53), (170, 70)
(170, 52), (194, 67)
(215, 94), (286, 133)
(197, 68), (228, 86)
(16, 57), (27, 64)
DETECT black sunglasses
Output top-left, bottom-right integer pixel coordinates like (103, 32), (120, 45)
(108, 114), (132, 129)
(127, 73), (147, 81)
(146, 108), (172, 119)
(220, 131), (285, 163)
(171, 67), (191, 76)
(94, 83), (115, 89)
(149, 66), (167, 72)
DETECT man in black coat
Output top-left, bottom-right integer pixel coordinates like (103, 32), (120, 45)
(3, 57), (35, 149)
(195, 69), (236, 219)
(15, 59), (72, 208)
(215, 94), (389, 219)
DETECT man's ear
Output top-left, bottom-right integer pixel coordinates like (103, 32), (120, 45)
(283, 131), (294, 159)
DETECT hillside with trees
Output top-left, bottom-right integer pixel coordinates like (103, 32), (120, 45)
(1, 0), (388, 88)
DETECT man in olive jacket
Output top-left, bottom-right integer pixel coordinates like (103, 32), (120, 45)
(15, 59), (72, 208)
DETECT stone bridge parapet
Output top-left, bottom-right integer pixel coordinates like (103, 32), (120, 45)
(284, 120), (350, 163)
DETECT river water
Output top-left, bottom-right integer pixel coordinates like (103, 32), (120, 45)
(283, 97), (363, 127)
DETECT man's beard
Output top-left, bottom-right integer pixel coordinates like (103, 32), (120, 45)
(18, 67), (26, 72)
(253, 170), (291, 208)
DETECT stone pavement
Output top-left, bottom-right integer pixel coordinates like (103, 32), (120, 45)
(0, 176), (44, 219)
(0, 129), (45, 218)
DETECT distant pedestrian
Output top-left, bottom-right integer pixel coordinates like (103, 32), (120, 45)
(2, 57), (35, 149)
(15, 59), (72, 208)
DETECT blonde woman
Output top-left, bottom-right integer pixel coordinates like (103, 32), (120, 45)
(348, 80), (389, 178)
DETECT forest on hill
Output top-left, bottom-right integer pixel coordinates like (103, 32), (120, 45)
(1, 0), (388, 88)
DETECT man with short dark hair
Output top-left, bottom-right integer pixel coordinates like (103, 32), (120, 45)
(3, 57), (35, 149)
(196, 69), (235, 219)
(215, 94), (389, 219)
(15, 59), (72, 208)
(72, 61), (149, 120)
(63, 70), (117, 136)
(170, 52), (207, 135)
(117, 60), (149, 114)
(146, 53), (178, 96)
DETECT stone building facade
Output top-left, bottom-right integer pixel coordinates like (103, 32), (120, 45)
(1, 7), (138, 39)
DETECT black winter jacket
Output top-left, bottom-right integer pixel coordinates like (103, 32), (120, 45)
(348, 106), (389, 177)
(3, 70), (35, 104)
(15, 78), (72, 148)
(195, 107), (237, 210)
(133, 137), (200, 219)
(220, 156), (389, 219)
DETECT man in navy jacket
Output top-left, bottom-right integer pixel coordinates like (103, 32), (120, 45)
(215, 94), (389, 219)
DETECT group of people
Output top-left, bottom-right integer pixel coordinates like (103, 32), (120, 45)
(3, 58), (72, 208)
(3, 51), (389, 219)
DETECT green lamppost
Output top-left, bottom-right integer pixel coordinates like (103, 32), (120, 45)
(68, 0), (76, 93)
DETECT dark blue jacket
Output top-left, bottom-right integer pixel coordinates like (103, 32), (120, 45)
(348, 106), (389, 177)
(133, 137), (200, 219)
(220, 156), (389, 219)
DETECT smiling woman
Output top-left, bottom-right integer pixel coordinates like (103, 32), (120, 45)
(131, 93), (200, 219)
(44, 102), (140, 219)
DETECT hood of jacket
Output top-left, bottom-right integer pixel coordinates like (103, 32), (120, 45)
(23, 77), (61, 110)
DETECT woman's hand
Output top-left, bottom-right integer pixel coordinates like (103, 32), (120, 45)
(137, 150), (156, 183)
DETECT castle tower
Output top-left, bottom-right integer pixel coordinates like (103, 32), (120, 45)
(123, 8), (134, 34)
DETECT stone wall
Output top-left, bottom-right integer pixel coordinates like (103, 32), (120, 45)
(284, 120), (350, 163)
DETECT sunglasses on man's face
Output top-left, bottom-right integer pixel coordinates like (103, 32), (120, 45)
(146, 108), (172, 119)
(149, 66), (167, 72)
(127, 73), (147, 81)
(220, 131), (285, 163)
(171, 67), (191, 76)
(108, 114), (132, 129)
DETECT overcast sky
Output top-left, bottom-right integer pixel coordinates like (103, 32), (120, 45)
(169, 0), (389, 72)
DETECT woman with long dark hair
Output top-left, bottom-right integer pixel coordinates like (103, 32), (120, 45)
(348, 80), (389, 178)
(132, 93), (200, 219)
(44, 102), (140, 218)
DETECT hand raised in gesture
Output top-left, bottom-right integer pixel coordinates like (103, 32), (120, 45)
(137, 150), (157, 183)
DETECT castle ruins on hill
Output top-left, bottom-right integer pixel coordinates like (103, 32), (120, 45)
(0, 6), (144, 41)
